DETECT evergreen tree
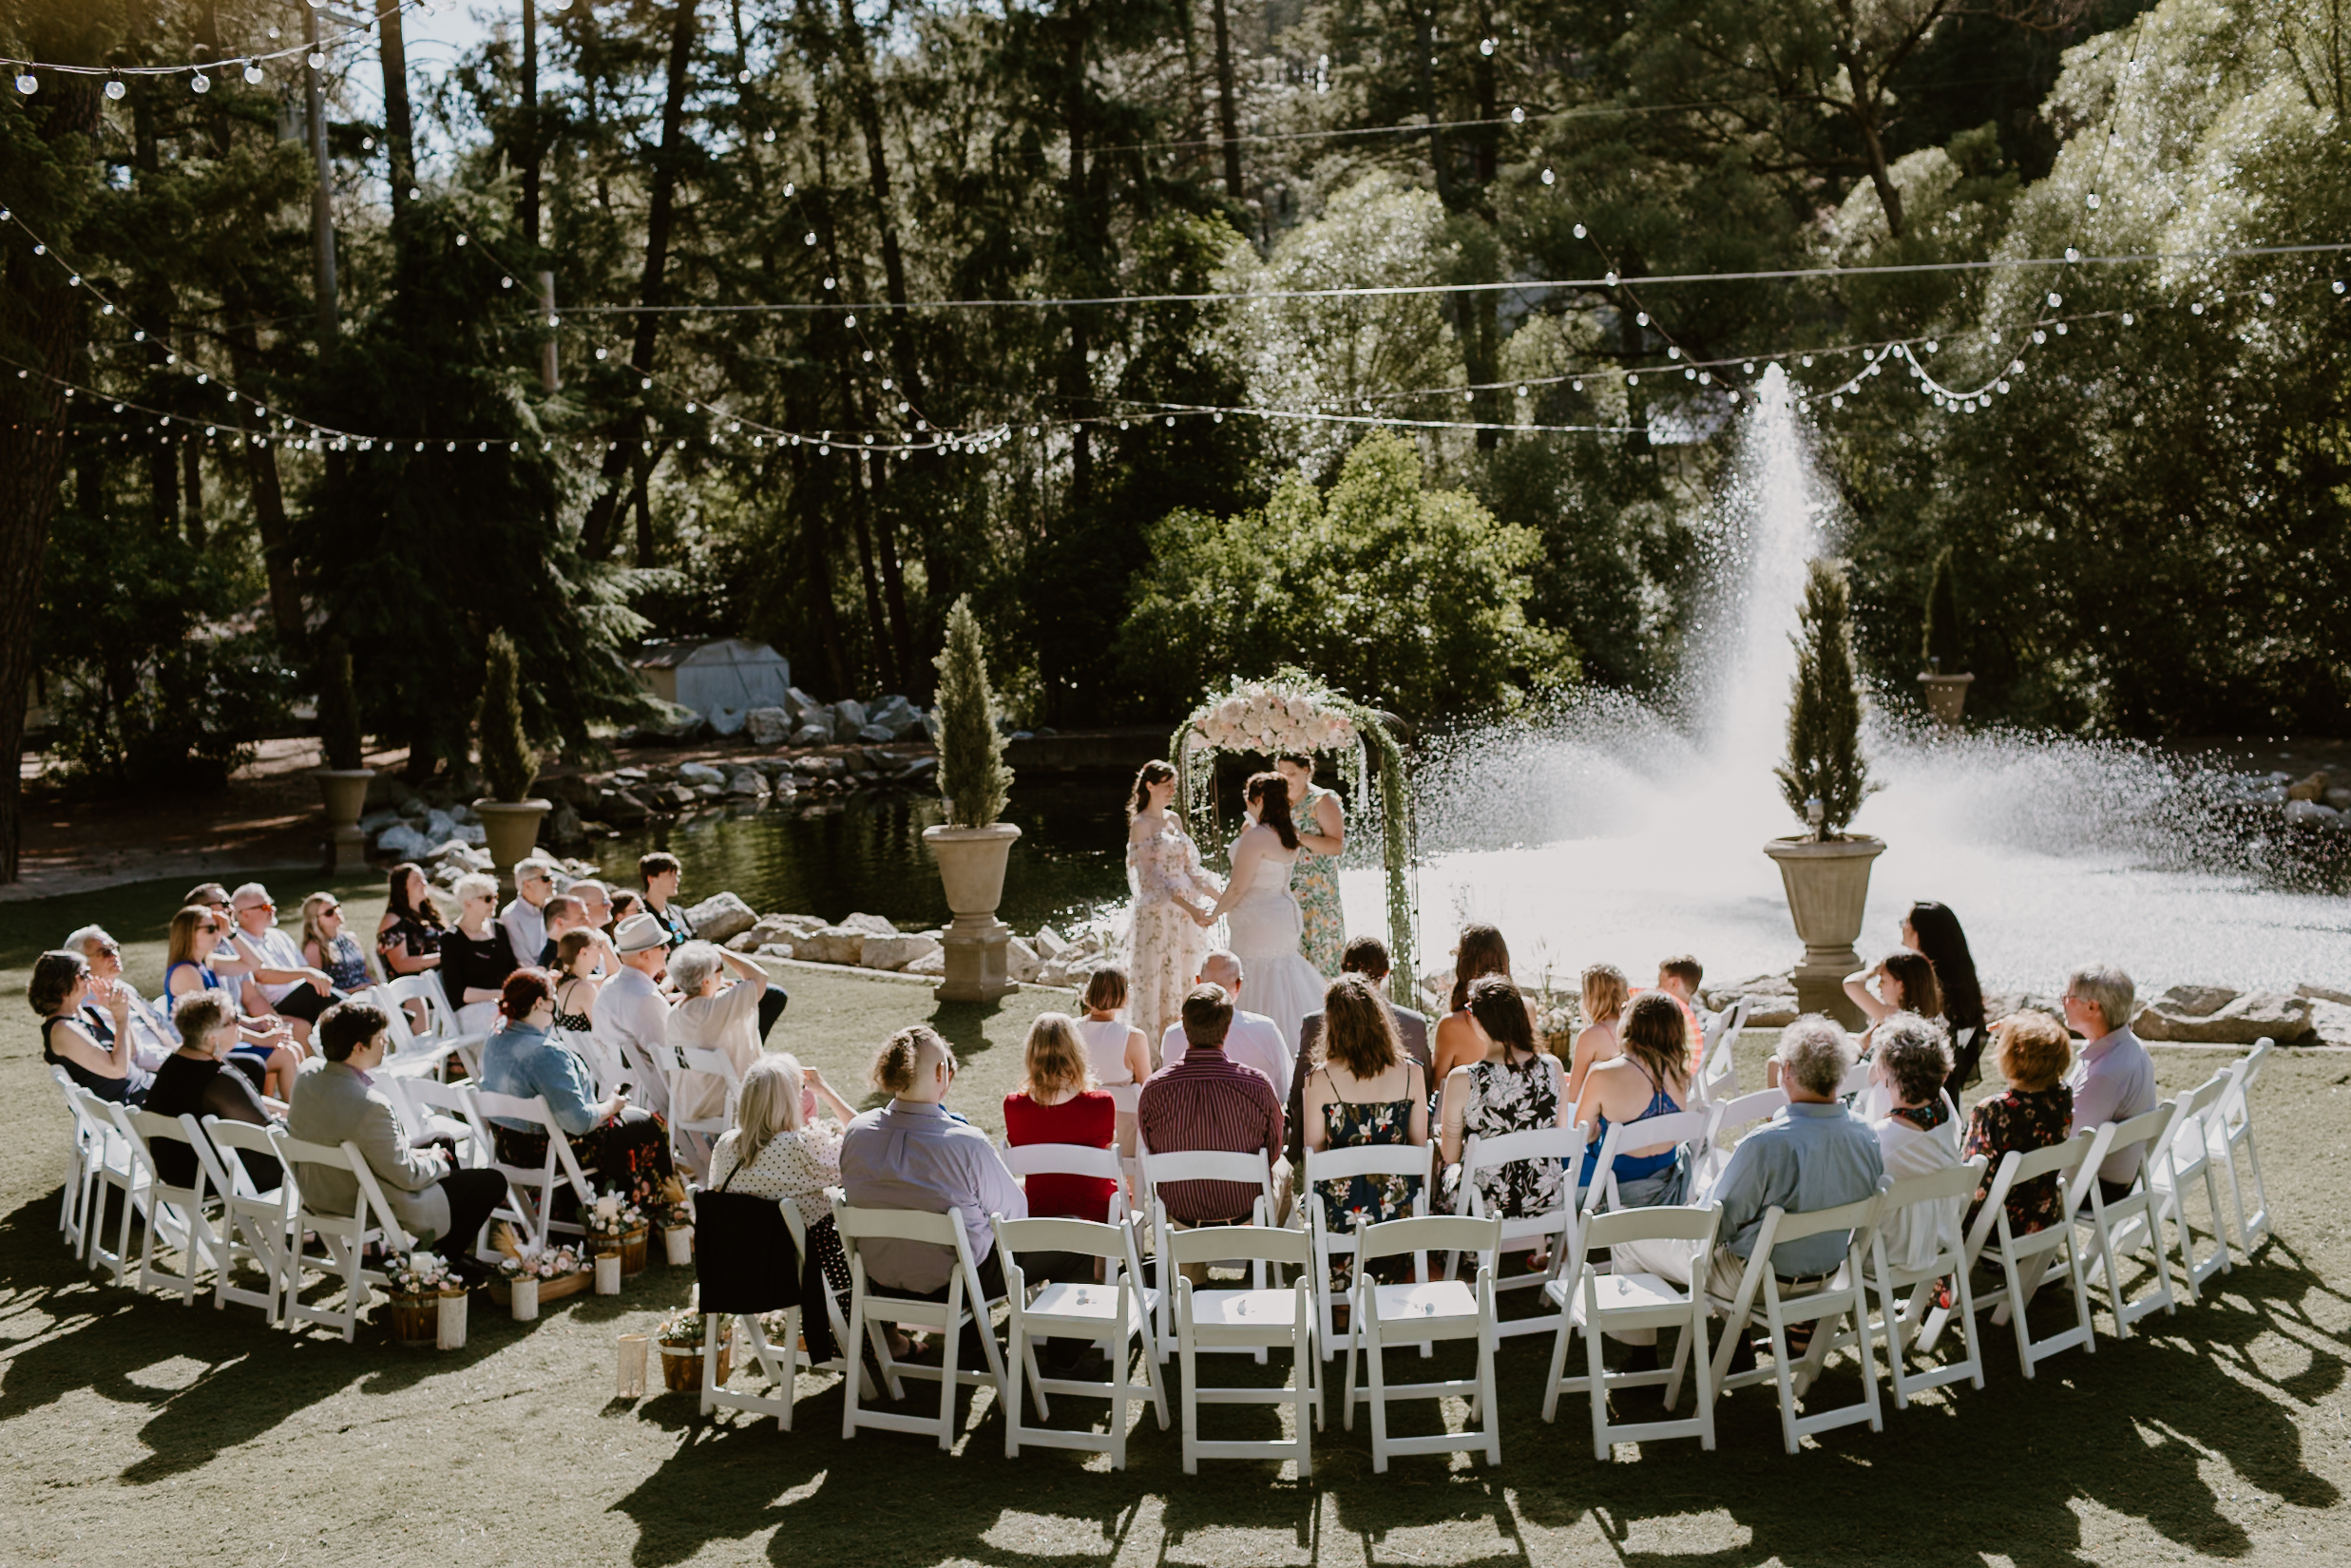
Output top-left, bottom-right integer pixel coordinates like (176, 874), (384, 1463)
(477, 631), (541, 803)
(317, 637), (367, 772)
(1921, 546), (1965, 674)
(1777, 559), (1872, 839)
(932, 595), (1012, 828)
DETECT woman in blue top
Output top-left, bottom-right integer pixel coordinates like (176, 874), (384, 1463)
(161, 905), (301, 1100)
(1573, 989), (1692, 1209)
(480, 968), (675, 1206)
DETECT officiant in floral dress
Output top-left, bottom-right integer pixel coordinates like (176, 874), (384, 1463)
(1276, 754), (1347, 975)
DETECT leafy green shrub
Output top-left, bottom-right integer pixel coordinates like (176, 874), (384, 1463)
(1921, 546), (1966, 676)
(477, 631), (541, 802)
(932, 595), (1013, 828)
(1776, 559), (1872, 840)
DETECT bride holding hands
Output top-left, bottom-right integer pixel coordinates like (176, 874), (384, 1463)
(1193, 773), (1328, 1052)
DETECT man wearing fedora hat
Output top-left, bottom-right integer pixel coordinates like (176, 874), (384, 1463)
(593, 914), (676, 1118)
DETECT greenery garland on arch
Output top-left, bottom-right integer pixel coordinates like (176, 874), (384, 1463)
(1169, 671), (1419, 983)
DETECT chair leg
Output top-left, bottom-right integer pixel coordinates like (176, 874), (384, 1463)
(1292, 1310), (1314, 1480)
(1178, 1332), (1199, 1476)
(1479, 1318), (1501, 1465)
(1585, 1309), (1612, 1462)
(935, 1307), (962, 1452)
(1366, 1320), (1389, 1474)
(1541, 1310), (1573, 1423)
(1691, 1313), (1716, 1451)
(1002, 1316), (1024, 1460)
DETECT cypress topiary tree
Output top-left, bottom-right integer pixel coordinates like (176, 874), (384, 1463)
(316, 636), (366, 772)
(1921, 545), (1966, 675)
(932, 595), (1013, 827)
(477, 631), (541, 802)
(1776, 558), (1872, 840)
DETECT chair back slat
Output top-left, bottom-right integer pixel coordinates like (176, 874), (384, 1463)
(1166, 1223), (1307, 1269)
(1357, 1213), (1500, 1265)
(831, 1203), (962, 1247)
(1582, 1200), (1722, 1250)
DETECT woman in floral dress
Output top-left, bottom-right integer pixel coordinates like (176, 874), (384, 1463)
(1961, 1011), (2077, 1236)
(1121, 760), (1222, 1057)
(1302, 975), (1428, 1291)
(1439, 975), (1570, 1219)
(1275, 753), (1348, 975)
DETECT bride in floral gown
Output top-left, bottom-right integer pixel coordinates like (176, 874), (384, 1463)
(1123, 760), (1221, 1061)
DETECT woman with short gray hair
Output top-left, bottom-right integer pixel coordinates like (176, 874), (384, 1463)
(439, 872), (519, 1032)
(1776, 1016), (1852, 1099)
(667, 940), (784, 1176)
(1866, 1012), (1962, 1272)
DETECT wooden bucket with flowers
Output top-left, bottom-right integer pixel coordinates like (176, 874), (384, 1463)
(658, 1309), (727, 1392)
(385, 1252), (463, 1348)
(487, 1229), (594, 1314)
(585, 1190), (651, 1276)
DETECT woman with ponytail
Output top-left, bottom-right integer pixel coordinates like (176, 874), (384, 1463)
(1195, 772), (1329, 1051)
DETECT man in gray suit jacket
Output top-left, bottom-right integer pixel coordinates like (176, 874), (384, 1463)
(1287, 936), (1432, 1169)
(285, 1001), (507, 1276)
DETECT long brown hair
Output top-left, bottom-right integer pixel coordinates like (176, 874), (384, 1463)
(165, 905), (221, 969)
(386, 863), (446, 929)
(1319, 973), (1404, 1079)
(1129, 759), (1176, 822)
(1619, 991), (1692, 1096)
(1882, 949), (1941, 1019)
(1467, 974), (1538, 1071)
(1246, 772), (1299, 851)
(1450, 923), (1511, 1013)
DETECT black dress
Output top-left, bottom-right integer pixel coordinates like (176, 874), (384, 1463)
(43, 1016), (148, 1105)
(440, 926), (516, 1009)
(379, 910), (446, 970)
(142, 1053), (283, 1191)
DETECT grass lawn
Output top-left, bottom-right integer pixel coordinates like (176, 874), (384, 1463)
(4, 873), (2348, 1564)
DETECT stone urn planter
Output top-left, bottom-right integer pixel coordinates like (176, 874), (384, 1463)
(1762, 835), (1885, 1028)
(316, 768), (376, 870)
(1917, 672), (1974, 731)
(923, 822), (1022, 1002)
(475, 799), (551, 880)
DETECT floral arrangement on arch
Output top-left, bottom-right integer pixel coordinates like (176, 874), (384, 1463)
(386, 1251), (467, 1298)
(584, 1190), (646, 1241)
(498, 1242), (588, 1282)
(1188, 678), (1359, 755)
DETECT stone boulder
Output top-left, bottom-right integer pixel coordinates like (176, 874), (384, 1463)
(546, 799), (584, 846)
(657, 783), (699, 812)
(1702, 973), (1800, 1029)
(2285, 770), (2333, 802)
(1032, 926), (1069, 960)
(2136, 988), (2314, 1043)
(861, 933), (943, 971)
(831, 699), (869, 742)
(621, 698), (712, 746)
(685, 892), (759, 945)
(896, 756), (938, 786)
(721, 766), (768, 798)
(2297, 982), (2351, 1006)
(677, 761), (728, 787)
(784, 686), (828, 722)
(709, 707), (749, 738)
(795, 927), (867, 966)
(2149, 983), (2238, 1020)
(598, 787), (651, 827)
(1004, 936), (1042, 984)
(746, 707), (793, 747)
(906, 947), (947, 976)
(857, 723), (897, 744)
(792, 723), (831, 748)
(839, 912), (900, 938)
(727, 914), (816, 952)
(375, 822), (437, 862)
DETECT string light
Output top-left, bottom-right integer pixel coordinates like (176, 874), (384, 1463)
(2, 0), (419, 86)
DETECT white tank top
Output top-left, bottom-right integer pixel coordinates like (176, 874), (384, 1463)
(1077, 1016), (1136, 1086)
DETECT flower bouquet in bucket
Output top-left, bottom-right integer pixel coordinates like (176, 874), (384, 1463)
(584, 1189), (650, 1275)
(650, 1176), (696, 1266)
(489, 1231), (591, 1317)
(384, 1252), (467, 1347)
(657, 1307), (728, 1392)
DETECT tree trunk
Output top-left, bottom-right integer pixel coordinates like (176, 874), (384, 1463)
(1063, 9), (1095, 512)
(380, 2), (417, 217)
(0, 76), (103, 880)
(182, 438), (205, 542)
(1208, 0), (1245, 202)
(521, 0), (542, 248)
(303, 6), (340, 350)
(131, 81), (178, 532)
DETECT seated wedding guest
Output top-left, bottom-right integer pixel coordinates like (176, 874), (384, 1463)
(32, 948), (147, 1104)
(1649, 955), (1707, 1077)
(1156, 950), (1290, 1104)
(610, 889), (645, 929)
(1432, 923), (1532, 1079)
(144, 993), (282, 1192)
(668, 941), (786, 1173)
(1619, 1017), (1884, 1296)
(532, 894), (591, 969)
(1440, 975), (1569, 1219)
(479, 968), (675, 1205)
(440, 873), (519, 1032)
(592, 915), (674, 1117)
(374, 863), (448, 980)
(1137, 985), (1292, 1267)
(1565, 963), (1630, 1105)
(1903, 901), (1989, 1097)
(288, 1001), (506, 1278)
(1842, 948), (1940, 1056)
(550, 931), (606, 1033)
(298, 894), (374, 995)
(162, 905), (299, 1098)
(707, 1053), (859, 1347)
(2062, 963), (2157, 1203)
(1866, 1012), (1962, 1272)
(1302, 973), (1428, 1291)
(1075, 966), (1152, 1157)
(498, 857), (561, 970)
(839, 1024), (1028, 1299)
(1961, 1011), (2075, 1236)
(65, 926), (175, 1070)
(1572, 989), (1692, 1208)
(226, 884), (339, 1043)
(1003, 1013), (1118, 1221)
(1289, 935), (1432, 1169)
(569, 879), (615, 937)
(641, 852), (694, 949)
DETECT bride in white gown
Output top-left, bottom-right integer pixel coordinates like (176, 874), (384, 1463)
(1195, 773), (1328, 1052)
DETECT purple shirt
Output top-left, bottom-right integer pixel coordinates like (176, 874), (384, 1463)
(838, 1100), (1027, 1292)
(2068, 1025), (2157, 1183)
(1137, 1042), (1284, 1224)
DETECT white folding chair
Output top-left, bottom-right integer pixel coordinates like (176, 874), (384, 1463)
(698, 1197), (869, 1430)
(472, 1089), (600, 1251)
(1581, 1109), (1711, 1214)
(1977, 1131), (2100, 1378)
(392, 1077), (495, 1167)
(201, 1118), (296, 1323)
(117, 1108), (223, 1305)
(1695, 997), (1749, 1101)
(1304, 1143), (1433, 1359)
(1858, 1157), (1988, 1408)
(2076, 1102), (2181, 1336)
(1343, 1214), (1502, 1472)
(1137, 1141), (1275, 1362)
(994, 1214), (1168, 1468)
(664, 1043), (741, 1180)
(2148, 1070), (2234, 1298)
(2211, 1041), (2272, 1255)
(1001, 1142), (1132, 1225)
(1540, 1201), (1721, 1460)
(69, 1088), (147, 1284)
(270, 1131), (414, 1341)
(1449, 1126), (1580, 1343)
(1680, 1186), (1890, 1455)
(1169, 1224), (1319, 1476)
(49, 1068), (100, 1257)
(1694, 1087), (1787, 1190)
(832, 1194), (1011, 1450)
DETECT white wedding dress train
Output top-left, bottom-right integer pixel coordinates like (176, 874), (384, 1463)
(1222, 846), (1328, 1053)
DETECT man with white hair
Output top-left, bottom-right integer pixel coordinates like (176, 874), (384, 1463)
(593, 915), (676, 1118)
(498, 857), (561, 970)
(225, 883), (338, 1044)
(1158, 950), (1291, 1093)
(1619, 1015), (1885, 1297)
(64, 925), (176, 1070)
(2061, 963), (2157, 1201)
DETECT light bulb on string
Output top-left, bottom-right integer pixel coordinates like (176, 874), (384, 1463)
(2064, 248), (2080, 262)
(13, 72), (35, 94)
(308, 52), (324, 68)
(105, 79), (125, 101)
(2087, 193), (2100, 208)
(244, 66), (264, 85)
(191, 73), (210, 93)
(1540, 167), (1554, 184)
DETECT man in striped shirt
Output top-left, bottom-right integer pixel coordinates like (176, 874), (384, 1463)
(1138, 985), (1293, 1272)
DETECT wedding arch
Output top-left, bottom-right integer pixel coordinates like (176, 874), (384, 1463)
(1168, 672), (1421, 981)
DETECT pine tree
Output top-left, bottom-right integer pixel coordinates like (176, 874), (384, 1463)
(932, 595), (1012, 828)
(317, 637), (366, 772)
(1921, 546), (1966, 675)
(1777, 559), (1871, 840)
(477, 631), (541, 803)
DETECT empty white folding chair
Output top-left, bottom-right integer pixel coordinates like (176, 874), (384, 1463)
(1694, 996), (1749, 1101)
(392, 1077), (495, 1166)
(1977, 1131), (2100, 1377)
(1137, 1141), (1275, 1361)
(994, 1214), (1168, 1468)
(1001, 1142), (1132, 1225)
(696, 1195), (868, 1430)
(2211, 1041), (2272, 1255)
(117, 1108), (223, 1305)
(2076, 1102), (2182, 1336)
(1679, 1186), (1889, 1455)
(69, 1088), (147, 1284)
(1541, 1200), (1721, 1461)
(1693, 1087), (1787, 1190)
(1304, 1143), (1434, 1359)
(832, 1193), (1011, 1450)
(664, 1043), (742, 1179)
(2148, 1070), (2234, 1298)
(270, 1131), (414, 1341)
(472, 1089), (600, 1252)
(201, 1118), (296, 1323)
(1343, 1214), (1502, 1472)
(1169, 1224), (1319, 1476)
(1451, 1125), (1580, 1343)
(382, 971), (451, 1044)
